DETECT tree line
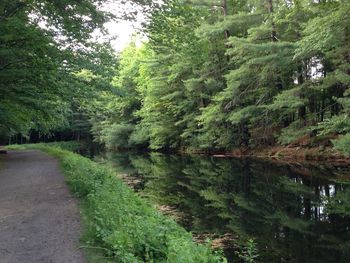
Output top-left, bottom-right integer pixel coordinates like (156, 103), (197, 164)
(2, 0), (350, 155)
(0, 0), (149, 144)
(89, 0), (350, 155)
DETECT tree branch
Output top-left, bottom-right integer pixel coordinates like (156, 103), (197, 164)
(0, 2), (27, 22)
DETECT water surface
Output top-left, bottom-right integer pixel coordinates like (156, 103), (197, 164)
(104, 151), (350, 263)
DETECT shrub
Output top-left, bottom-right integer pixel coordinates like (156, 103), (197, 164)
(236, 239), (259, 263)
(316, 115), (350, 136)
(277, 122), (309, 145)
(101, 123), (134, 150)
(128, 125), (150, 148)
(332, 133), (350, 156)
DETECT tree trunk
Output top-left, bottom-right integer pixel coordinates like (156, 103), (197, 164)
(267, 0), (277, 42)
(297, 65), (306, 122)
(222, 0), (230, 39)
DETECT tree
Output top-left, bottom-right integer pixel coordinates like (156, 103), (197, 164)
(0, 0), (116, 141)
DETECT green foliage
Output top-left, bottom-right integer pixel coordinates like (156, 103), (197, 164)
(316, 116), (350, 136)
(332, 133), (350, 156)
(326, 188), (350, 217)
(101, 123), (135, 150)
(128, 125), (150, 147)
(87, 43), (146, 149)
(7, 141), (81, 152)
(236, 239), (259, 263)
(3, 0), (350, 153)
(277, 121), (309, 145)
(266, 87), (306, 112)
(97, 0), (349, 153)
(9, 144), (225, 262)
(0, 0), (117, 140)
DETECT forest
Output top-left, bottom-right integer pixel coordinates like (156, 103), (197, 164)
(1, 0), (350, 157)
(1, 1), (350, 262)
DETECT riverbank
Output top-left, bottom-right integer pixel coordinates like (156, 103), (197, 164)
(103, 148), (350, 263)
(182, 144), (350, 165)
(251, 145), (349, 163)
(6, 143), (226, 263)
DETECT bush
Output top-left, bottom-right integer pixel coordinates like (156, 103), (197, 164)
(128, 125), (150, 148)
(101, 123), (135, 150)
(316, 115), (350, 136)
(332, 133), (350, 156)
(277, 122), (309, 145)
(236, 239), (259, 263)
(6, 143), (225, 263)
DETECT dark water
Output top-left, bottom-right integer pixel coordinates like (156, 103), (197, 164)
(103, 151), (350, 263)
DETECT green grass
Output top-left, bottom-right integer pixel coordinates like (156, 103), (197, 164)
(7, 141), (82, 152)
(6, 142), (226, 263)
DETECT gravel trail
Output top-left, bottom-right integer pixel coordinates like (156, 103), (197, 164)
(0, 150), (85, 263)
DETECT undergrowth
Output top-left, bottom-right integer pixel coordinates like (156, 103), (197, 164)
(6, 142), (226, 263)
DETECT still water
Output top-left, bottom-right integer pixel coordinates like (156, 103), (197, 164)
(103, 151), (350, 263)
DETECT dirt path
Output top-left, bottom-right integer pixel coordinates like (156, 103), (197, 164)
(0, 150), (85, 263)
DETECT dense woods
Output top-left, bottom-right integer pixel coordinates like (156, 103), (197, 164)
(89, 0), (350, 155)
(1, 0), (350, 155)
(0, 0), (117, 142)
(2, 1), (350, 262)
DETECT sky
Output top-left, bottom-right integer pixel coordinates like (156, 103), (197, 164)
(100, 2), (146, 52)
(105, 20), (142, 52)
(31, 1), (145, 53)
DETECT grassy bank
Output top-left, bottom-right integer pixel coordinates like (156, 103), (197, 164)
(7, 143), (225, 263)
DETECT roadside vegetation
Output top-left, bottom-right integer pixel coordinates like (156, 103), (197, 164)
(7, 142), (226, 263)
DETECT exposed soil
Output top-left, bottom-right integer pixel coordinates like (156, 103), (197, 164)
(0, 150), (85, 263)
(182, 136), (350, 165)
(228, 145), (350, 166)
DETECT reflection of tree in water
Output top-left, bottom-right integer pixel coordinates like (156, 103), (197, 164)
(107, 152), (350, 263)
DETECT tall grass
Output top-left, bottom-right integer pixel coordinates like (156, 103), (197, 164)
(7, 143), (226, 263)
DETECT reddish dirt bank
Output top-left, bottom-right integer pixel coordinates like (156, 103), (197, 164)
(180, 134), (350, 164)
(228, 146), (349, 163)
(183, 146), (350, 165)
